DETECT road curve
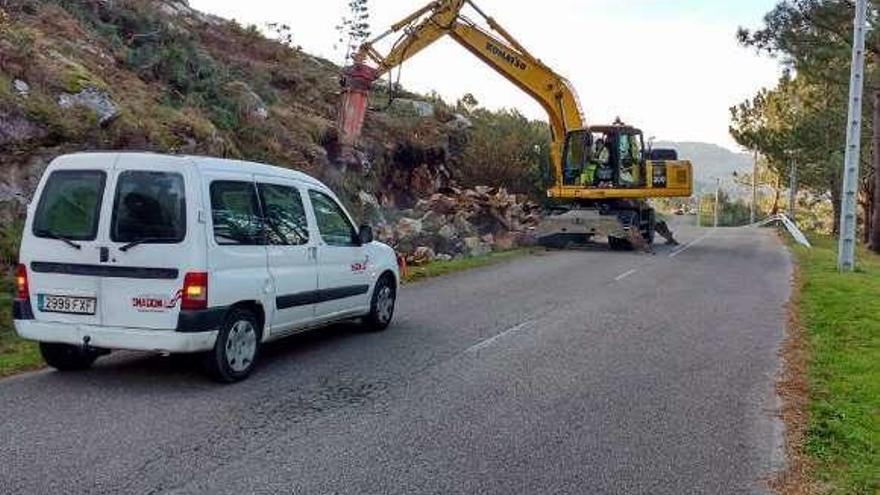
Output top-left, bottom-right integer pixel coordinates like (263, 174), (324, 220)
(0, 222), (792, 494)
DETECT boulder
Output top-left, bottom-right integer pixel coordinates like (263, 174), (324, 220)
(463, 236), (491, 257)
(13, 79), (29, 98)
(493, 232), (518, 251)
(409, 246), (436, 265)
(395, 217), (423, 238)
(437, 224), (457, 240)
(57, 88), (119, 125)
(427, 193), (457, 215)
(420, 210), (447, 232)
(358, 191), (385, 225)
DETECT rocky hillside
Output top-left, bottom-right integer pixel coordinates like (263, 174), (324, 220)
(0, 0), (547, 264)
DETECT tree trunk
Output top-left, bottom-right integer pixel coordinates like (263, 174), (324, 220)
(870, 91), (880, 252)
(832, 174), (842, 237)
(771, 175), (781, 215)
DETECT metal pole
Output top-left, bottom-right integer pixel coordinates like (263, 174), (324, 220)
(697, 193), (702, 227)
(789, 157), (798, 222)
(751, 150), (758, 224)
(714, 178), (721, 228)
(839, 0), (867, 271)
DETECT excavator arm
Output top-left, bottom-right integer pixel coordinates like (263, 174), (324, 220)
(340, 0), (585, 186)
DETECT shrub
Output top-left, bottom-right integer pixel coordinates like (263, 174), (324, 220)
(456, 108), (550, 196)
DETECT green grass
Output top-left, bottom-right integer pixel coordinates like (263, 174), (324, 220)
(792, 237), (880, 494)
(402, 248), (534, 283)
(0, 292), (43, 378)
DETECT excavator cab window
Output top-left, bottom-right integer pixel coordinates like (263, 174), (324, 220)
(581, 128), (647, 189)
(562, 130), (592, 186)
(618, 132), (646, 187)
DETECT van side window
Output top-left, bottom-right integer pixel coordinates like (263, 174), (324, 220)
(111, 171), (186, 243)
(33, 170), (106, 241)
(257, 183), (309, 246)
(210, 181), (264, 246)
(308, 190), (358, 247)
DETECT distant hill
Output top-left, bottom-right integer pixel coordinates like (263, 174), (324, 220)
(656, 141), (754, 191)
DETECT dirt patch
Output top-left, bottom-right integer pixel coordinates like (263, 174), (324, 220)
(769, 261), (816, 494)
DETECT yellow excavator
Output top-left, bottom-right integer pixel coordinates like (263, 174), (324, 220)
(337, 0), (693, 248)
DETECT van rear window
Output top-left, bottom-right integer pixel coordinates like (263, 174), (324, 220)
(33, 170), (106, 241)
(210, 181), (264, 245)
(111, 171), (186, 244)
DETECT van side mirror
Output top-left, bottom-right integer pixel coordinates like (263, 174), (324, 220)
(358, 224), (374, 244)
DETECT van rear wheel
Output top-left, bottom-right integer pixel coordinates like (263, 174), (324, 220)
(40, 343), (99, 371)
(205, 308), (261, 383)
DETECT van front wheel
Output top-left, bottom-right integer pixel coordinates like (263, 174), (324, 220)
(205, 308), (261, 383)
(363, 275), (396, 332)
(40, 343), (99, 371)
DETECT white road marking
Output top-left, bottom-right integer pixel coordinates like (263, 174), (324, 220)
(465, 320), (533, 354)
(669, 230), (713, 258)
(614, 269), (638, 281)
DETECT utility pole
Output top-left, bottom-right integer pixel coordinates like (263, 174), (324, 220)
(751, 149), (758, 224)
(789, 156), (798, 222)
(839, 0), (867, 271)
(714, 178), (721, 228)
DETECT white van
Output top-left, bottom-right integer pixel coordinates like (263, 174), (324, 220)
(13, 153), (399, 382)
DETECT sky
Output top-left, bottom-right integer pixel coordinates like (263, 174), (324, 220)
(188, 0), (784, 151)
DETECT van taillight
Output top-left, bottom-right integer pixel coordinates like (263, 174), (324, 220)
(181, 272), (208, 311)
(15, 264), (29, 301)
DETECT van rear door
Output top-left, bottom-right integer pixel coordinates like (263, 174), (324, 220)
(26, 156), (113, 326)
(100, 155), (199, 330)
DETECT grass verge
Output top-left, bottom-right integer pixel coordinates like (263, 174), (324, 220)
(0, 293), (42, 378)
(402, 248), (534, 283)
(786, 236), (879, 494)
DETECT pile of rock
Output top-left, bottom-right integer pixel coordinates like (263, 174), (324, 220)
(372, 186), (542, 265)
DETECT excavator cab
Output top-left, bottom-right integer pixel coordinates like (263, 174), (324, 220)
(562, 123), (647, 190)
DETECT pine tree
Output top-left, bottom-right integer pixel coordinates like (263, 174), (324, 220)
(336, 0), (371, 62)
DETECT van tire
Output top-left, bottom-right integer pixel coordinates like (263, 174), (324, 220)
(205, 308), (261, 383)
(363, 274), (396, 332)
(40, 343), (99, 371)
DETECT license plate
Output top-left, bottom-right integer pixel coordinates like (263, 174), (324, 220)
(38, 294), (97, 315)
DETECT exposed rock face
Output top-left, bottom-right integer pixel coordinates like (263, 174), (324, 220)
(391, 98), (435, 117)
(57, 88), (119, 125)
(0, 110), (46, 146)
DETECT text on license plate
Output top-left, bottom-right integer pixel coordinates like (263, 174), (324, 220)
(38, 295), (97, 315)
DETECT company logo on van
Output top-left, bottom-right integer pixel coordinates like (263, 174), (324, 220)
(132, 290), (181, 312)
(351, 256), (370, 274)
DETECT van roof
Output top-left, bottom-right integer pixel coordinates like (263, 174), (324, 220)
(50, 152), (328, 190)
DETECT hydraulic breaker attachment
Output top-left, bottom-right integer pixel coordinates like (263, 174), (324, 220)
(337, 62), (378, 148)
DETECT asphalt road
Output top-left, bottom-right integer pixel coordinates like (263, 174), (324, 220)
(0, 221), (792, 494)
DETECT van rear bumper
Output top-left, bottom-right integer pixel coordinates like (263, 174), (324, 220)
(14, 321), (217, 354)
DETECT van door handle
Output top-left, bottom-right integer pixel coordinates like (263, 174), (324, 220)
(308, 247), (317, 260)
(99, 247), (109, 263)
